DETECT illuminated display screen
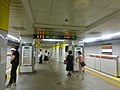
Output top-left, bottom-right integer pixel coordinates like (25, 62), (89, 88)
(33, 34), (77, 40)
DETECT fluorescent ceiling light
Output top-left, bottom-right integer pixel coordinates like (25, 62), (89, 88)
(101, 34), (112, 40)
(23, 42), (27, 43)
(82, 32), (120, 43)
(101, 32), (120, 40)
(82, 37), (100, 43)
(42, 39), (65, 42)
(111, 32), (120, 37)
(7, 34), (20, 42)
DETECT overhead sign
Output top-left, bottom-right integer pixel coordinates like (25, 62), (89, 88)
(33, 34), (77, 40)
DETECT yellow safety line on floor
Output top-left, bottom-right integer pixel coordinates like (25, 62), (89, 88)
(6, 68), (19, 81)
(86, 68), (120, 82)
(86, 69), (120, 87)
(110, 76), (120, 82)
(6, 73), (10, 80)
(6, 66), (11, 70)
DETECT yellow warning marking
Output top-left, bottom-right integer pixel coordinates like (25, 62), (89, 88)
(86, 69), (120, 87)
(110, 76), (120, 82)
(6, 68), (19, 81)
(6, 66), (11, 70)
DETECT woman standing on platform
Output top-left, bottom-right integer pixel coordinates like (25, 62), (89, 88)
(66, 50), (74, 76)
(75, 51), (86, 80)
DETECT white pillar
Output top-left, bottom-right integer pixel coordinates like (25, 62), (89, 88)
(59, 44), (66, 62)
(55, 44), (59, 61)
(52, 44), (55, 59)
(0, 0), (10, 89)
(68, 41), (74, 52)
(0, 31), (7, 90)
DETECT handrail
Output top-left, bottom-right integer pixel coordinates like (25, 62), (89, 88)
(86, 53), (119, 59)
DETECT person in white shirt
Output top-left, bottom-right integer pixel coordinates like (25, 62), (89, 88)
(44, 50), (49, 63)
(38, 49), (42, 64)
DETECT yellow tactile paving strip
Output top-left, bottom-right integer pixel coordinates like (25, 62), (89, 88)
(6, 66), (19, 81)
(86, 69), (120, 87)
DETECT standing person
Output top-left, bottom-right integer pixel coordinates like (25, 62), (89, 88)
(44, 50), (49, 63)
(66, 50), (74, 76)
(6, 46), (19, 87)
(6, 47), (16, 81)
(75, 51), (86, 80)
(38, 49), (42, 64)
(48, 52), (50, 59)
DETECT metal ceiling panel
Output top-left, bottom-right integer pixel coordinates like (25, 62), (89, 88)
(90, 0), (113, 7)
(8, 0), (120, 41)
(108, 0), (120, 9)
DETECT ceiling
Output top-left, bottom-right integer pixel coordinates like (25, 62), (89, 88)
(8, 0), (33, 38)
(8, 0), (120, 42)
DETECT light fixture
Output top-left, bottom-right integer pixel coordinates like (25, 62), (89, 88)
(7, 34), (20, 42)
(101, 34), (112, 40)
(74, 0), (90, 9)
(23, 42), (27, 43)
(82, 37), (100, 43)
(42, 39), (65, 42)
(82, 32), (120, 43)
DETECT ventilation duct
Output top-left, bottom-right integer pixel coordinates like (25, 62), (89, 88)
(74, 0), (89, 9)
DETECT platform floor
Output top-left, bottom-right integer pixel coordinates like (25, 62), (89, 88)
(5, 60), (120, 90)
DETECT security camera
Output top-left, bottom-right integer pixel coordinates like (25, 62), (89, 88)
(65, 19), (68, 22)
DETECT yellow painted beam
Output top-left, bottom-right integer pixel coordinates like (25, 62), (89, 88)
(0, 0), (10, 31)
(59, 44), (65, 48)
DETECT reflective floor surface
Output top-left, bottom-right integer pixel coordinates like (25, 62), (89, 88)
(5, 60), (120, 90)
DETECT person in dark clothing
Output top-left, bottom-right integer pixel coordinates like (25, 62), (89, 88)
(66, 50), (74, 76)
(6, 46), (19, 87)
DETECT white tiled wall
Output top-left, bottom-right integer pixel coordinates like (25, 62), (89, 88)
(84, 40), (120, 56)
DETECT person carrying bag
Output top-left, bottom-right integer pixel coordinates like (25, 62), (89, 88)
(75, 51), (86, 80)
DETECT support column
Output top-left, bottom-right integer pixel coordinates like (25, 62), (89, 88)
(59, 43), (66, 63)
(0, 0), (10, 89)
(19, 36), (34, 73)
(52, 44), (55, 59)
(68, 41), (74, 52)
(55, 44), (59, 61)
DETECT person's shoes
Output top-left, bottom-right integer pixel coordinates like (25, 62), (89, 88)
(81, 77), (84, 80)
(69, 73), (71, 76)
(76, 74), (79, 77)
(67, 73), (71, 76)
(12, 83), (16, 86)
(5, 84), (11, 88)
(67, 73), (69, 76)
